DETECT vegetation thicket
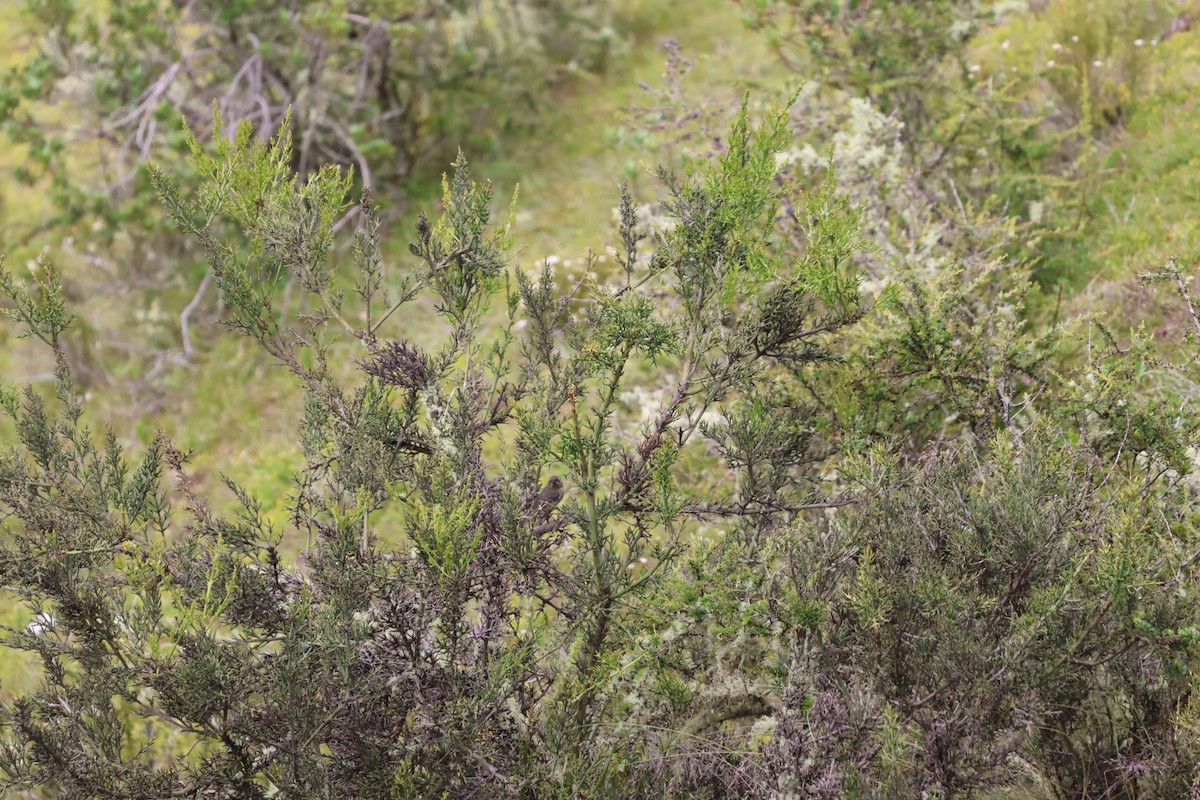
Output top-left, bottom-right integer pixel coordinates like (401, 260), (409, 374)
(4, 0), (1200, 797)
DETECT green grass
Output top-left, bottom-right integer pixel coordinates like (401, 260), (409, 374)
(966, 2), (1200, 331)
(1052, 31), (1200, 331)
(474, 0), (779, 258)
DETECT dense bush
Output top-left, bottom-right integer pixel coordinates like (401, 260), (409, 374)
(0, 0), (620, 243)
(4, 88), (1200, 798)
(733, 0), (1192, 292)
(626, 427), (1200, 797)
(0, 0), (625, 380)
(0, 104), (866, 797)
(735, 0), (989, 142)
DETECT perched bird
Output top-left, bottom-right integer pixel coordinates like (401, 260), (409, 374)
(528, 475), (566, 536)
(537, 474), (564, 513)
(533, 476), (564, 519)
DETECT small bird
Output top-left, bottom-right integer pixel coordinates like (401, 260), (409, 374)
(531, 476), (564, 523)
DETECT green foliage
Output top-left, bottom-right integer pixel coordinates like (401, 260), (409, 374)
(0, 0), (630, 399)
(763, 431), (1200, 796)
(0, 104), (866, 798)
(5, 4), (1200, 794)
(0, 0), (621, 244)
(735, 0), (1199, 297)
(736, 0), (989, 139)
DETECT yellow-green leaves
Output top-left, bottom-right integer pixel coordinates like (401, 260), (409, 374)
(405, 491), (481, 586)
(0, 255), (75, 346)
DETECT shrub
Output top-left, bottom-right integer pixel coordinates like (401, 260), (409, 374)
(0, 102), (863, 798)
(733, 0), (1192, 294)
(4, 96), (1200, 798)
(0, 0), (624, 379)
(638, 429), (1200, 797)
(0, 0), (621, 243)
(734, 0), (991, 143)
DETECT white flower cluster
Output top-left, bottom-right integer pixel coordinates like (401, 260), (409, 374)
(786, 98), (906, 189)
(27, 611), (57, 637)
(785, 94), (956, 285)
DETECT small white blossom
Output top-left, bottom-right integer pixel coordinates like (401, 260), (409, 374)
(1028, 200), (1045, 224)
(1052, 42), (1063, 51)
(27, 612), (57, 637)
(968, 64), (981, 73)
(1093, 60), (1103, 67)
(1001, 40), (1010, 50)
(1046, 59), (1056, 67)
(1134, 38), (1145, 47)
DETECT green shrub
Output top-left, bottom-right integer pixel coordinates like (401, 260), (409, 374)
(0, 0), (621, 242)
(734, 0), (988, 141)
(0, 0), (625, 384)
(734, 0), (1195, 297)
(608, 424), (1200, 797)
(0, 102), (866, 798)
(4, 95), (1200, 798)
